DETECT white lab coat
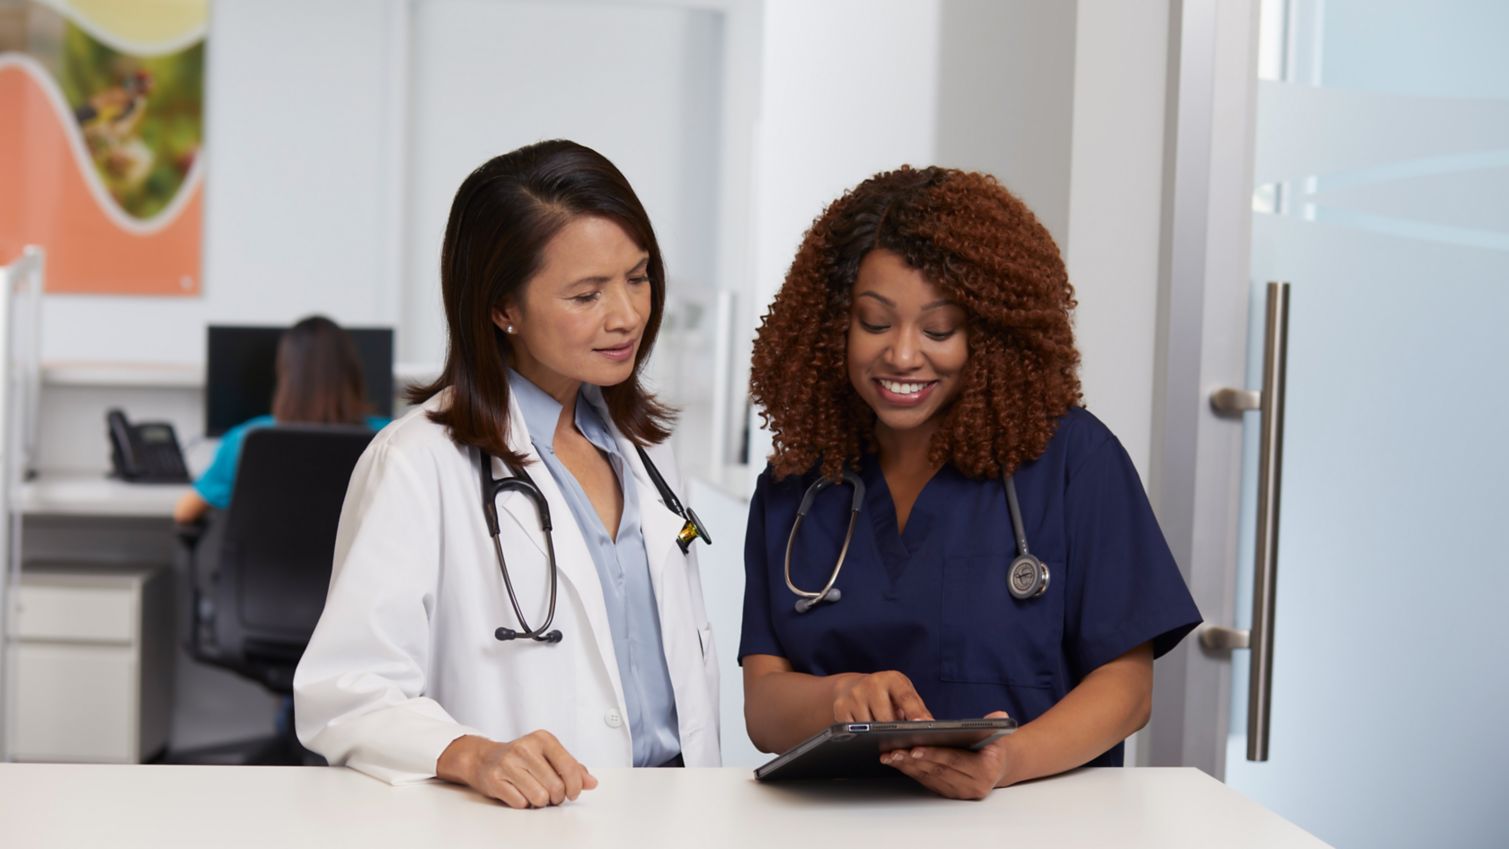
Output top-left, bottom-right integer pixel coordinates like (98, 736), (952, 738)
(293, 389), (720, 783)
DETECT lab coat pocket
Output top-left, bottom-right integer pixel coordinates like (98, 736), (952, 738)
(939, 553), (1064, 688)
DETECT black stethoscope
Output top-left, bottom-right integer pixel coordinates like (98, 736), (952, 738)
(479, 446), (712, 644)
(784, 471), (1048, 613)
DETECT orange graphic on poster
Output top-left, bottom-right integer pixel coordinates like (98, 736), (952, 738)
(0, 0), (207, 295)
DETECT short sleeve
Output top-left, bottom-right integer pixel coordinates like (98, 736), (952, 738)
(1063, 435), (1201, 678)
(192, 417), (269, 509)
(738, 470), (786, 663)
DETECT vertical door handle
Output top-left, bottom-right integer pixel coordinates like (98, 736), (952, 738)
(1201, 281), (1291, 762)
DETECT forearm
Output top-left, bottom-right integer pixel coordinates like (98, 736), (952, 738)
(744, 661), (861, 753)
(998, 644), (1153, 787)
(173, 490), (209, 524)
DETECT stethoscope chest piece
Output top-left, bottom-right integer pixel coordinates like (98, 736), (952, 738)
(1002, 474), (1049, 601)
(1007, 553), (1050, 600)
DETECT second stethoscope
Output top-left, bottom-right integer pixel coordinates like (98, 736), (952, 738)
(784, 471), (1049, 613)
(480, 445), (712, 644)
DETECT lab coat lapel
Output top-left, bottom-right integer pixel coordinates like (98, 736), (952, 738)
(493, 394), (624, 704)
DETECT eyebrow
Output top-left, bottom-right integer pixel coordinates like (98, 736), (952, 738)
(856, 291), (954, 311)
(565, 254), (650, 289)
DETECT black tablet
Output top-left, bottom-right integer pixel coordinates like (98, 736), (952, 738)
(753, 718), (1018, 781)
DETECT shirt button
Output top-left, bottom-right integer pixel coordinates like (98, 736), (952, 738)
(604, 709), (624, 729)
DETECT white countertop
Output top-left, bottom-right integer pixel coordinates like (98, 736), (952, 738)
(0, 764), (1329, 848)
(16, 472), (187, 517)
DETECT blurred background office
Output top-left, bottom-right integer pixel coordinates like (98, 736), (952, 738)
(0, 1), (1505, 847)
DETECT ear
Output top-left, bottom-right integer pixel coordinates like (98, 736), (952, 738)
(491, 305), (519, 335)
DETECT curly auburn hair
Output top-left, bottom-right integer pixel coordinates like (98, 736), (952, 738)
(749, 166), (1082, 482)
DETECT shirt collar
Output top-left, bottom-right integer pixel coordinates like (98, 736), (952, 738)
(508, 369), (616, 456)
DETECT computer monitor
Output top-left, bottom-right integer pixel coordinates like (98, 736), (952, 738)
(205, 325), (395, 437)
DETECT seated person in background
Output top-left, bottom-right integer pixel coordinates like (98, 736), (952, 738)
(172, 315), (389, 524)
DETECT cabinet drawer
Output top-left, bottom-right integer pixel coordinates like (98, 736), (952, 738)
(5, 643), (138, 762)
(11, 582), (137, 644)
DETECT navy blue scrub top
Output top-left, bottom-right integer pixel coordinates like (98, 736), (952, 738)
(738, 407), (1201, 767)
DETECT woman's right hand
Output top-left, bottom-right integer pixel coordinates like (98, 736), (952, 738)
(436, 732), (598, 808)
(832, 670), (933, 723)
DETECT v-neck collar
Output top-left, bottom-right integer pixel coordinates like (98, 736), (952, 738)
(861, 454), (940, 588)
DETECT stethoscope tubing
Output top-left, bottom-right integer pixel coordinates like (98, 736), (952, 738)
(481, 452), (562, 642)
(783, 470), (865, 612)
(783, 467), (1047, 612)
(481, 443), (708, 644)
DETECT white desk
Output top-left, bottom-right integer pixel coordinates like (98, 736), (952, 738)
(0, 765), (1329, 848)
(17, 473), (187, 518)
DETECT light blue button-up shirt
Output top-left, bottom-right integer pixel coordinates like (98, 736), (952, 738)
(509, 370), (681, 767)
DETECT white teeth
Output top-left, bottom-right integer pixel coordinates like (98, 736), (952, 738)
(879, 379), (930, 396)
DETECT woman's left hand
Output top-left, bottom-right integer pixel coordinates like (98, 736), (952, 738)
(881, 710), (1013, 800)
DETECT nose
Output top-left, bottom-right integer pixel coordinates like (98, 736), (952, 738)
(603, 280), (644, 333)
(883, 327), (923, 370)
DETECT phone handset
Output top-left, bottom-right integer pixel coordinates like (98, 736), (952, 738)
(106, 408), (190, 483)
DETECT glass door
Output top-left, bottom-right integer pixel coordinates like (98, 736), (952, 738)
(1217, 2), (1509, 846)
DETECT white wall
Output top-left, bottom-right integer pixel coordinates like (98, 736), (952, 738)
(934, 0), (1077, 245)
(1064, 0), (1172, 481)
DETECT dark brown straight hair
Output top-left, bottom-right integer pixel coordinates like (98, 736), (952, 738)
(407, 139), (674, 467)
(272, 315), (372, 425)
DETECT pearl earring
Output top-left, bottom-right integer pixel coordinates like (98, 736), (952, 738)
(506, 325), (516, 335)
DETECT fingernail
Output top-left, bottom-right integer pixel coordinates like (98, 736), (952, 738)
(911, 749), (923, 759)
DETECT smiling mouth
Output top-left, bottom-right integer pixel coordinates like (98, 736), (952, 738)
(878, 378), (934, 396)
(873, 378), (939, 405)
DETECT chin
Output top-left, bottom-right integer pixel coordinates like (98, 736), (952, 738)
(586, 363), (637, 388)
(875, 410), (934, 433)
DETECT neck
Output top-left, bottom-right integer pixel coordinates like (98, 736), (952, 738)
(513, 360), (581, 409)
(874, 421), (939, 478)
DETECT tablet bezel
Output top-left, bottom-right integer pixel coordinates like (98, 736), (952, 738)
(753, 718), (1018, 782)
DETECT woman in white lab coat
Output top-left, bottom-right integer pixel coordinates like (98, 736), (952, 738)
(294, 140), (720, 808)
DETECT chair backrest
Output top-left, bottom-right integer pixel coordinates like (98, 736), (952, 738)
(212, 425), (374, 680)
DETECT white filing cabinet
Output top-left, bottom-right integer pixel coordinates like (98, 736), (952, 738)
(4, 563), (173, 762)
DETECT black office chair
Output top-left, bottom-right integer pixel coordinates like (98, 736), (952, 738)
(173, 425), (375, 765)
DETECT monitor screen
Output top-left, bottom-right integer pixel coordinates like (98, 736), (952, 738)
(205, 325), (395, 437)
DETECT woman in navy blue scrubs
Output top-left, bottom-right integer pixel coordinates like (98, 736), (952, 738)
(740, 166), (1201, 799)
